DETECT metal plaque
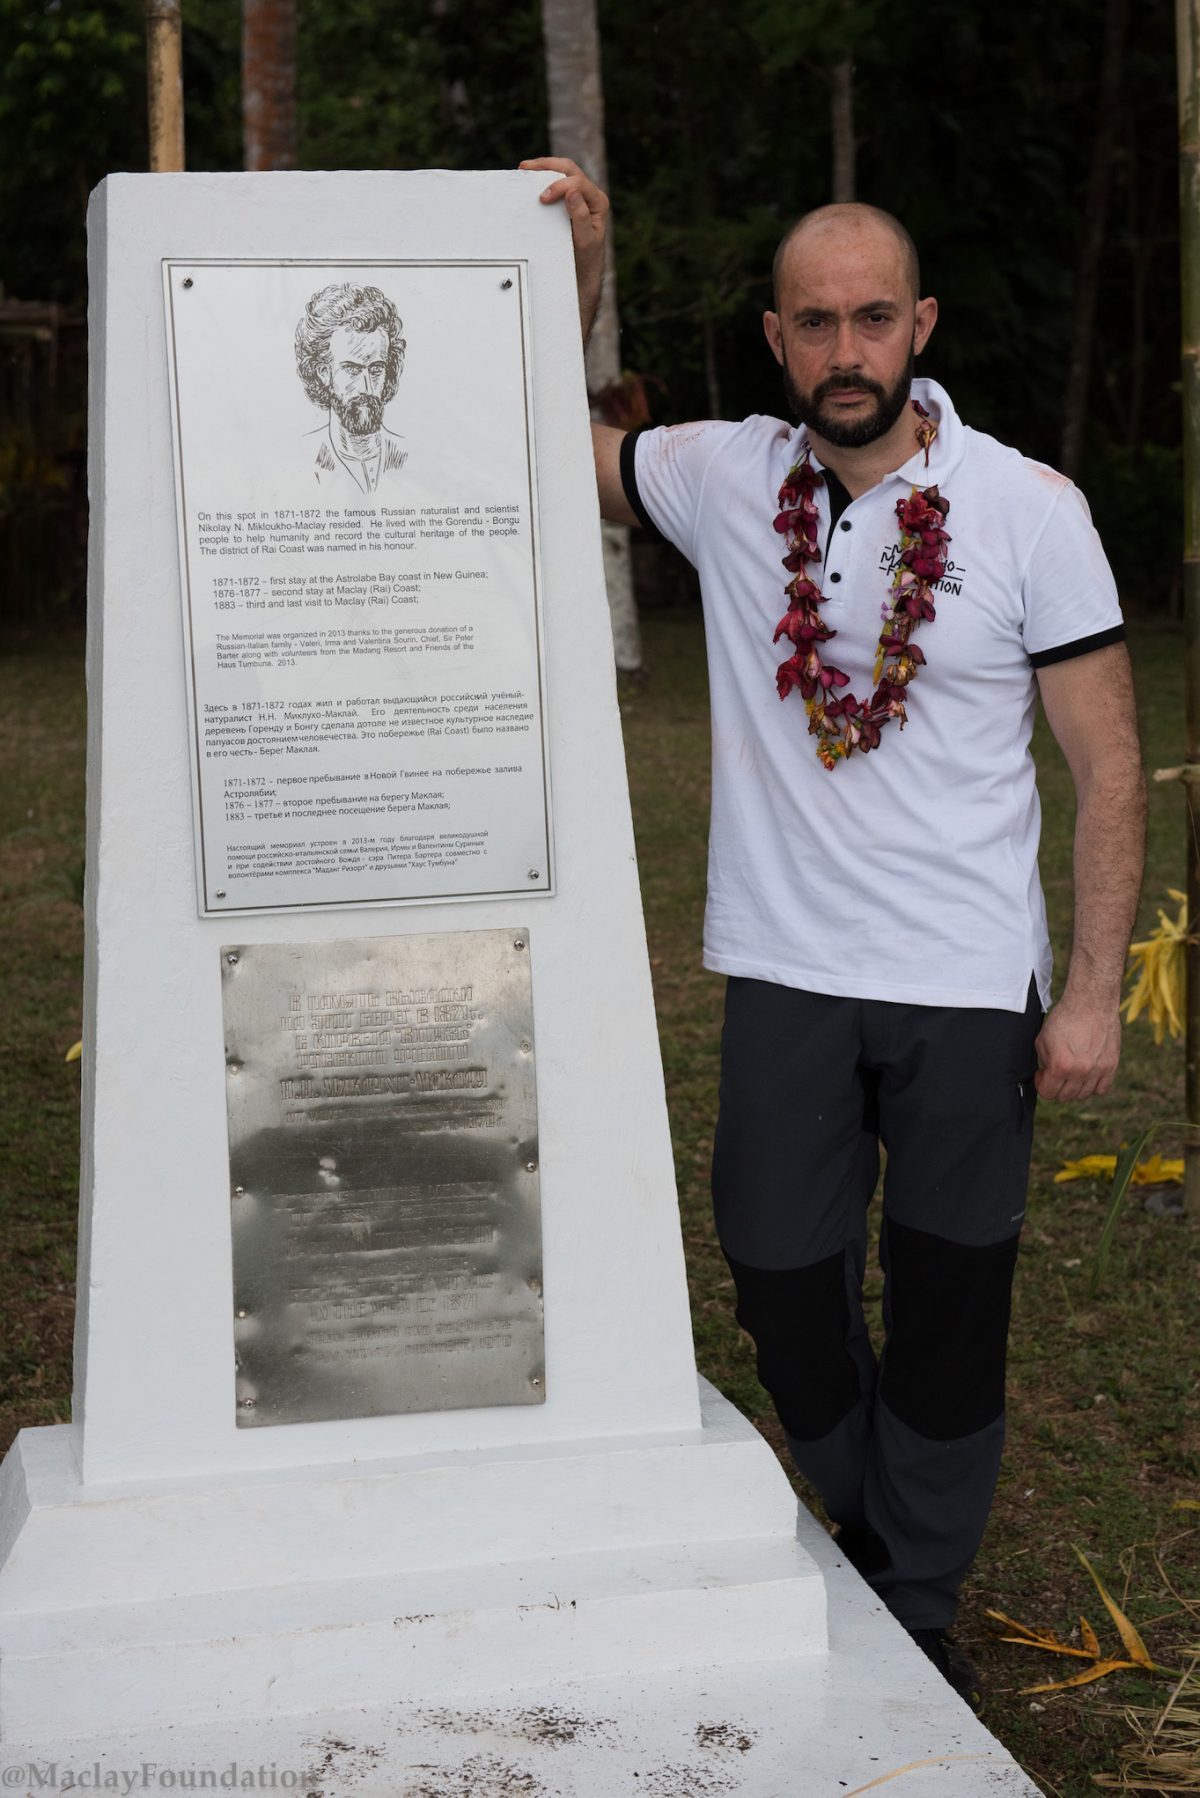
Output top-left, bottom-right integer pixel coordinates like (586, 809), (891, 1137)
(163, 258), (553, 916)
(222, 929), (543, 1427)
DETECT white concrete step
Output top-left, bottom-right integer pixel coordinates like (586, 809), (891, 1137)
(0, 1383), (798, 1612)
(0, 1513), (1041, 1793)
(1, 1535), (826, 1741)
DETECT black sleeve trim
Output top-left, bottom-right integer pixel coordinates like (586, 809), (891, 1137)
(619, 427), (667, 543)
(1028, 623), (1126, 669)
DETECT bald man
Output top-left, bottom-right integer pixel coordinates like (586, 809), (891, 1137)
(522, 159), (1146, 1710)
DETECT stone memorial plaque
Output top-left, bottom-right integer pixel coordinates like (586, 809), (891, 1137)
(163, 259), (552, 915)
(222, 929), (544, 1426)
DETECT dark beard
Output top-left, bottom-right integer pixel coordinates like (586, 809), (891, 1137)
(331, 390), (385, 436)
(783, 347), (915, 448)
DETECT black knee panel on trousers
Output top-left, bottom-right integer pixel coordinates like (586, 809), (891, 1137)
(880, 1217), (1020, 1441)
(723, 1249), (861, 1441)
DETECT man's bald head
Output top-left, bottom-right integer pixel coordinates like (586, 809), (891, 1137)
(772, 204), (921, 309)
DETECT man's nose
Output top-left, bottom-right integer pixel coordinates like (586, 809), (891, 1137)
(829, 319), (861, 367)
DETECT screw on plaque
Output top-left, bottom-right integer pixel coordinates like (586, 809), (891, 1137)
(514, 937), (526, 950)
(226, 952), (239, 965)
(215, 889), (226, 899)
(182, 277), (193, 289)
(236, 1309), (247, 1319)
(520, 1039), (532, 1053)
(228, 1062), (241, 1076)
(531, 1376), (542, 1388)
(501, 278), (513, 290)
(241, 1397), (256, 1408)
(233, 1185), (244, 1197)
(527, 869), (540, 880)
(525, 1158), (538, 1172)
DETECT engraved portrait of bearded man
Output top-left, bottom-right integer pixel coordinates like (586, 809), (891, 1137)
(295, 283), (408, 495)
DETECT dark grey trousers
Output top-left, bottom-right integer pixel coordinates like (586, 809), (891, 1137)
(711, 975), (1043, 1630)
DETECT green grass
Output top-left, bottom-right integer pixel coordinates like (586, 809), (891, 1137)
(1, 617), (1197, 1794)
(0, 631), (86, 1447)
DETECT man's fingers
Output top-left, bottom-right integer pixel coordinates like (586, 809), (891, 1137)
(519, 156), (586, 177)
(1035, 1064), (1118, 1103)
(519, 157), (608, 218)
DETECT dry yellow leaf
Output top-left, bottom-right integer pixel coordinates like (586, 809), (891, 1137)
(1074, 1546), (1155, 1670)
(1054, 1153), (1183, 1187)
(1022, 1657), (1135, 1695)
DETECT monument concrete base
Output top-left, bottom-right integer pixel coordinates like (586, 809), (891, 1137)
(0, 1487), (1040, 1794)
(0, 1380), (827, 1742)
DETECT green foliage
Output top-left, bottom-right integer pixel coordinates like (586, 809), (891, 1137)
(1080, 442), (1183, 605)
(0, 0), (144, 298)
(0, 0), (1185, 605)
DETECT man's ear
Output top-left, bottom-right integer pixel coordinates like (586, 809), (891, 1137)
(913, 296), (938, 356)
(763, 310), (784, 367)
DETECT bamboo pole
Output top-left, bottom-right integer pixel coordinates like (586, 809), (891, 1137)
(145, 0), (184, 172)
(1177, 0), (1200, 1214)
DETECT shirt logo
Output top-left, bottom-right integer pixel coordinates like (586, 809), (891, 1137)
(878, 543), (966, 597)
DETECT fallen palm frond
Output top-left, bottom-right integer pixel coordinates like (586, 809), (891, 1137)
(988, 1547), (1178, 1695)
(1093, 1651), (1200, 1790)
(1122, 890), (1188, 1044)
(1056, 1153), (1183, 1187)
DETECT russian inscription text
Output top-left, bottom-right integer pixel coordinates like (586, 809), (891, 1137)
(223, 930), (543, 1426)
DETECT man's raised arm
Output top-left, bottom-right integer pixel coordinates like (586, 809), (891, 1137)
(520, 155), (639, 528)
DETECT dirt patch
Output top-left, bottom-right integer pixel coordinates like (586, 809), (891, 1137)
(303, 1734), (386, 1793)
(636, 1761), (736, 1796)
(694, 1721), (755, 1755)
(421, 1705), (616, 1750)
(402, 1753), (552, 1797)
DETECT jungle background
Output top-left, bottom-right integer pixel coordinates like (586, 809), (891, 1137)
(0, 0), (1184, 628)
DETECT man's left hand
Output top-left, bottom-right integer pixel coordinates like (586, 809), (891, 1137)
(1033, 996), (1122, 1102)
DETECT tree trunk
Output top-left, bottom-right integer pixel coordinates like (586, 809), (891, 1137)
(1060, 0), (1129, 479)
(145, 0), (184, 173)
(1177, 0), (1200, 1216)
(830, 59), (855, 203)
(242, 0), (297, 172)
(539, 0), (642, 673)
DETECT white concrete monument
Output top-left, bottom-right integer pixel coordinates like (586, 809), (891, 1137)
(0, 171), (1038, 1794)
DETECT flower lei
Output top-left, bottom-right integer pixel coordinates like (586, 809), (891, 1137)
(772, 400), (951, 769)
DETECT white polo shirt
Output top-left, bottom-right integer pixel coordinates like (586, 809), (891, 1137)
(623, 379), (1126, 1013)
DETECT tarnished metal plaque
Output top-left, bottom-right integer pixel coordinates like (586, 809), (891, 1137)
(222, 929), (543, 1427)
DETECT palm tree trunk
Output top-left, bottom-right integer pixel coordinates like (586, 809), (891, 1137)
(1060, 0), (1129, 479)
(539, 0), (642, 673)
(145, 0), (184, 172)
(1178, 0), (1200, 1216)
(242, 0), (297, 172)
(830, 60), (855, 203)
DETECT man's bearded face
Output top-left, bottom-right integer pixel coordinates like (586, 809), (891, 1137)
(326, 324), (392, 438)
(331, 389), (386, 435)
(782, 341), (915, 449)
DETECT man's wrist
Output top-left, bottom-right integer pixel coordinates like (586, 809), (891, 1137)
(579, 274), (602, 345)
(1059, 969), (1124, 1012)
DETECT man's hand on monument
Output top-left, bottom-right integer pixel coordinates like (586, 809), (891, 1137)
(520, 156), (609, 343)
(1032, 996), (1122, 1103)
